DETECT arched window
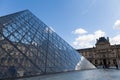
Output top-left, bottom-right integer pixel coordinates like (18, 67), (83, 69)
(113, 59), (116, 64)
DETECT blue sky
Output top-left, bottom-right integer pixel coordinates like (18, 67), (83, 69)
(0, 0), (120, 49)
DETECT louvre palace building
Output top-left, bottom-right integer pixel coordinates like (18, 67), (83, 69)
(0, 10), (95, 79)
(77, 37), (120, 69)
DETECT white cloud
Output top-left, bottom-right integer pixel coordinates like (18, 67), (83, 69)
(113, 20), (120, 30)
(72, 20), (120, 49)
(75, 34), (94, 43)
(94, 30), (105, 39)
(111, 20), (120, 44)
(72, 29), (105, 49)
(72, 28), (87, 34)
(110, 35), (120, 45)
(72, 28), (120, 49)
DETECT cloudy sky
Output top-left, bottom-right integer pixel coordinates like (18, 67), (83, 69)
(0, 0), (120, 49)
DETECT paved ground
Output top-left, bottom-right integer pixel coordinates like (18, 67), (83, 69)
(18, 69), (120, 80)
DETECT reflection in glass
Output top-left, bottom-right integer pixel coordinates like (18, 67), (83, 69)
(0, 10), (95, 79)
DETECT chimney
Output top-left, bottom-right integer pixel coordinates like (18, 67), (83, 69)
(107, 37), (109, 42)
(96, 39), (98, 42)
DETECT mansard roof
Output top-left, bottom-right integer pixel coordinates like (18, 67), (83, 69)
(96, 37), (110, 44)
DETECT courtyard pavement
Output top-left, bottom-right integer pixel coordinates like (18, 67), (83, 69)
(18, 69), (120, 80)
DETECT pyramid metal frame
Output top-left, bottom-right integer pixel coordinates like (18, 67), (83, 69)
(0, 10), (94, 79)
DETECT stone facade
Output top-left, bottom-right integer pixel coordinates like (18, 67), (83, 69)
(77, 37), (120, 68)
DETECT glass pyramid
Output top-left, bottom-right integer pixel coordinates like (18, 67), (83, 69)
(0, 10), (95, 79)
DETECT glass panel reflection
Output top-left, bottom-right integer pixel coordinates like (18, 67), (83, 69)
(0, 10), (95, 79)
